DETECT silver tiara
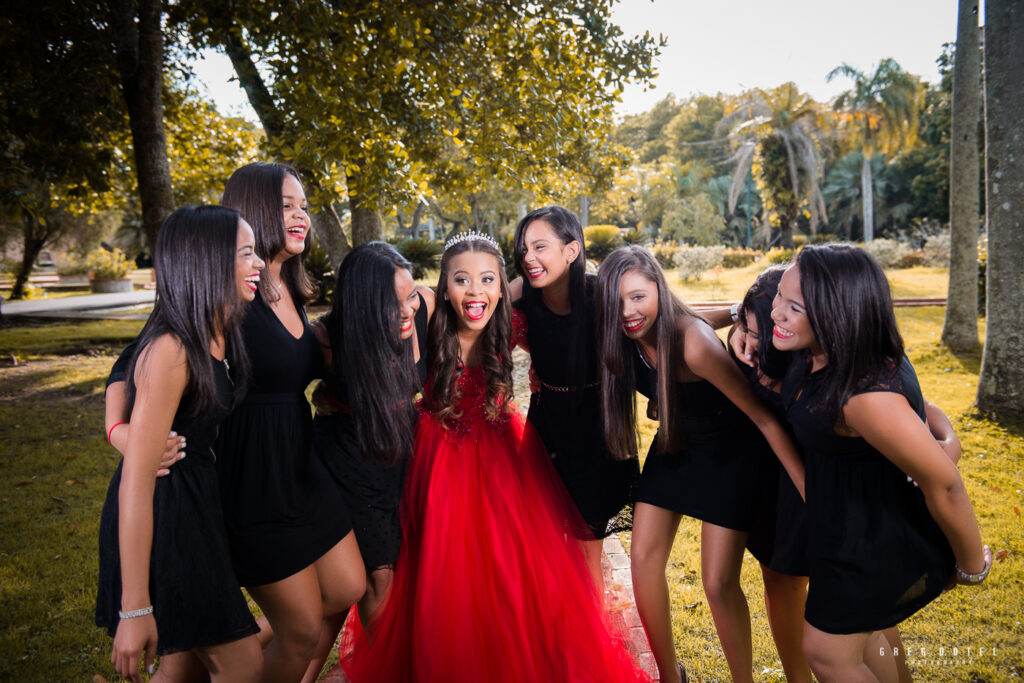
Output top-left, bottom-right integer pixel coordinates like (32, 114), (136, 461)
(443, 229), (499, 252)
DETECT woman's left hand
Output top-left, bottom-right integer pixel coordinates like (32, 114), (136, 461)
(111, 614), (158, 682)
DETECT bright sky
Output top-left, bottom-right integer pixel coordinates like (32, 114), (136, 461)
(191, 0), (968, 121)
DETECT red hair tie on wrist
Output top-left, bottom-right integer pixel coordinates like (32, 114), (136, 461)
(107, 421), (126, 444)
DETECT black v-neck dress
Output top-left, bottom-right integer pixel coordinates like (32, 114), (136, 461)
(214, 292), (350, 586)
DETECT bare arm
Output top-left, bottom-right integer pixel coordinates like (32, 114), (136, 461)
(925, 400), (962, 465)
(844, 392), (986, 578)
(105, 381), (183, 477)
(682, 322), (805, 498)
(702, 306), (735, 330)
(112, 335), (189, 680)
(508, 276), (523, 303)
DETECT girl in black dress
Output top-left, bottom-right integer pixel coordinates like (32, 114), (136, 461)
(510, 206), (640, 587)
(96, 206), (264, 682)
(218, 163), (364, 683)
(770, 244), (989, 680)
(595, 246), (805, 683)
(309, 242), (434, 635)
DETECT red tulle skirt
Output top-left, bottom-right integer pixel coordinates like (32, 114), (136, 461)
(340, 376), (648, 682)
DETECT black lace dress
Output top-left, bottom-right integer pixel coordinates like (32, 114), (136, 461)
(514, 276), (640, 538)
(782, 352), (954, 634)
(310, 293), (429, 570)
(214, 292), (351, 586)
(739, 362), (809, 576)
(633, 341), (766, 531)
(96, 351), (259, 654)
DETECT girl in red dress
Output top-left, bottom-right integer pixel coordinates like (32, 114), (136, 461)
(341, 232), (649, 682)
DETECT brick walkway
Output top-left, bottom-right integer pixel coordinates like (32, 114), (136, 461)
(601, 534), (658, 680)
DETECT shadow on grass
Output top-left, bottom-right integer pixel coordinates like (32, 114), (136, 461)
(0, 364), (110, 400)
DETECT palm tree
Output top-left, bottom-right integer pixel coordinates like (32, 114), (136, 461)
(827, 58), (924, 242)
(719, 83), (827, 247)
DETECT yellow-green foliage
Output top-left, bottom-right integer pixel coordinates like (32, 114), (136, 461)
(85, 248), (135, 280)
(583, 225), (623, 262)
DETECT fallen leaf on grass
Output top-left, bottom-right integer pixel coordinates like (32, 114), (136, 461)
(1014, 507), (1020, 516)
(51, 496), (66, 504)
(15, 480), (32, 487)
(995, 549), (1012, 560)
(64, 479), (82, 486)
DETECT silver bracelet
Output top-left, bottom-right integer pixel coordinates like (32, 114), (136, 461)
(119, 605), (154, 619)
(730, 302), (741, 322)
(954, 546), (991, 585)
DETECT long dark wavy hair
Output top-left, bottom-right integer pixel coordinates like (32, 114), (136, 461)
(427, 236), (513, 425)
(596, 246), (703, 459)
(221, 161), (317, 305)
(127, 206), (249, 416)
(794, 243), (904, 417)
(513, 205), (590, 394)
(323, 242), (419, 464)
(738, 265), (789, 381)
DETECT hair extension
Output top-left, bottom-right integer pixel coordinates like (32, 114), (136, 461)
(323, 242), (419, 464)
(795, 243), (904, 417)
(127, 206), (250, 417)
(427, 237), (513, 426)
(595, 245), (703, 458)
(222, 161), (317, 305)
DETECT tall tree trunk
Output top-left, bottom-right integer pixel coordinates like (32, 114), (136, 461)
(976, 0), (1024, 418)
(943, 0), (982, 350)
(310, 201), (351, 269)
(10, 214), (49, 301)
(580, 195), (590, 226)
(108, 0), (175, 255)
(350, 196), (384, 246)
(860, 152), (874, 242)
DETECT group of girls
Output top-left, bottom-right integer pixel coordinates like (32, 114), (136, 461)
(96, 172), (989, 683)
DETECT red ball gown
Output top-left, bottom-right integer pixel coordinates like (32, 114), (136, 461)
(340, 365), (649, 682)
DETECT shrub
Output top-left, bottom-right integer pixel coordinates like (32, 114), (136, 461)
(86, 247), (135, 280)
(922, 232), (951, 267)
(621, 228), (650, 246)
(765, 247), (796, 265)
(792, 235), (808, 248)
(863, 238), (913, 269)
(583, 225), (622, 263)
(808, 233), (839, 245)
(56, 254), (91, 277)
(304, 238), (334, 305)
(674, 245), (725, 281)
(650, 243), (680, 270)
(396, 237), (443, 280)
(722, 247), (760, 269)
(898, 250), (927, 268)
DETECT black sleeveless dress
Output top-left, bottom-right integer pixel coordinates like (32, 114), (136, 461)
(782, 352), (954, 634)
(739, 362), (809, 575)
(633, 341), (766, 531)
(96, 351), (259, 654)
(310, 293), (429, 570)
(214, 292), (351, 586)
(514, 276), (639, 538)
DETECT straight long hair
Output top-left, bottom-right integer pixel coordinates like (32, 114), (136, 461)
(596, 246), (701, 458)
(127, 206), (249, 416)
(795, 244), (904, 417)
(325, 242), (418, 464)
(222, 161), (317, 305)
(427, 237), (513, 425)
(513, 206), (589, 394)
(739, 265), (789, 381)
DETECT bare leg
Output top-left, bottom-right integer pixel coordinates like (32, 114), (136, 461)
(255, 614), (273, 650)
(148, 651), (207, 683)
(299, 611), (348, 683)
(193, 634), (264, 683)
(760, 565), (811, 683)
(700, 522), (752, 683)
(630, 502), (684, 683)
(865, 627), (913, 683)
(804, 621), (878, 682)
(882, 627), (913, 683)
(358, 566), (394, 629)
(248, 569), (326, 683)
(314, 532), (367, 616)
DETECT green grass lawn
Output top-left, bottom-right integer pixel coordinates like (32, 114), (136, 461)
(0, 268), (1020, 681)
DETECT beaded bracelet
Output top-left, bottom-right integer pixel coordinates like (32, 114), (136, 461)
(954, 545), (991, 585)
(118, 605), (154, 619)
